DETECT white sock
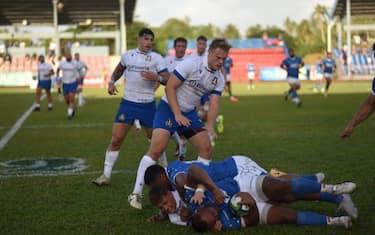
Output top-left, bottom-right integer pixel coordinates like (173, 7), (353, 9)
(158, 151), (168, 167)
(35, 103), (40, 108)
(68, 107), (74, 116)
(78, 93), (84, 104)
(48, 103), (52, 108)
(197, 156), (211, 165)
(132, 155), (156, 194)
(103, 150), (119, 178)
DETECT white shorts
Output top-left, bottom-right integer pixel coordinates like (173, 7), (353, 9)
(226, 74), (231, 82)
(256, 202), (272, 224)
(287, 77), (300, 85)
(323, 73), (333, 79)
(248, 72), (255, 80)
(232, 156), (267, 177)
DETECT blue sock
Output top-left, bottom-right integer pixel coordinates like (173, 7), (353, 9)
(292, 90), (298, 98)
(320, 192), (343, 204)
(302, 174), (317, 182)
(297, 212), (327, 225)
(291, 178), (321, 195)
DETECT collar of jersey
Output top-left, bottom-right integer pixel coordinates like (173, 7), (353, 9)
(136, 48), (151, 55)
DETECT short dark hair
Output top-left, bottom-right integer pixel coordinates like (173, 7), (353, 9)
(191, 212), (210, 233)
(144, 164), (165, 186)
(174, 37), (187, 48)
(148, 185), (169, 206)
(196, 35), (207, 42)
(208, 38), (231, 52)
(138, 28), (155, 39)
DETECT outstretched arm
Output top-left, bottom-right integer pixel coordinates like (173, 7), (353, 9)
(341, 94), (375, 138)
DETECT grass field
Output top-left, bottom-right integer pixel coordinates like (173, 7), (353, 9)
(0, 81), (374, 235)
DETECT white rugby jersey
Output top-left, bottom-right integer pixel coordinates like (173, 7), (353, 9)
(38, 62), (53, 81)
(162, 55), (225, 112)
(75, 60), (88, 77)
(164, 54), (189, 72)
(120, 48), (167, 103)
(58, 60), (80, 84)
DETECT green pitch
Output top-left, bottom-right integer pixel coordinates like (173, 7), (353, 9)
(0, 81), (374, 235)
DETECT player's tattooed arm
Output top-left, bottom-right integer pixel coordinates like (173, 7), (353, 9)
(110, 63), (126, 83)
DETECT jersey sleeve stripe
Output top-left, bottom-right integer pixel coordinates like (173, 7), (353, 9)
(173, 70), (185, 81)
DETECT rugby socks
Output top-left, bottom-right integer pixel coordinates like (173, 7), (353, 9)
(132, 155), (156, 194)
(297, 212), (327, 225)
(68, 107), (74, 116)
(319, 192), (343, 204)
(103, 150), (119, 178)
(301, 173), (324, 183)
(48, 103), (53, 109)
(197, 156), (211, 165)
(158, 151), (168, 167)
(78, 93), (84, 105)
(290, 178), (321, 195)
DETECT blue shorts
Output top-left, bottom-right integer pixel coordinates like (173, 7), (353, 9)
(78, 77), (84, 85)
(37, 80), (51, 90)
(200, 94), (210, 105)
(153, 100), (204, 134)
(114, 99), (156, 128)
(62, 82), (78, 95)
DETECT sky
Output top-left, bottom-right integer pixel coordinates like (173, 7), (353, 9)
(134, 0), (336, 35)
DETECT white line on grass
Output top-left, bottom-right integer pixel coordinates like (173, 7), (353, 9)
(0, 95), (44, 151)
(0, 168), (136, 179)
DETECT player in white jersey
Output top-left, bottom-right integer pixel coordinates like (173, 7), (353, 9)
(34, 55), (54, 111)
(165, 37), (189, 160)
(92, 28), (170, 186)
(56, 52), (80, 119)
(128, 38), (231, 210)
(341, 43), (375, 138)
(74, 53), (88, 106)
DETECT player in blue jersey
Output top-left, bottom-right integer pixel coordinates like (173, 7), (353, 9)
(145, 156), (357, 224)
(184, 166), (354, 231)
(222, 56), (239, 102)
(320, 52), (336, 96)
(341, 43), (375, 138)
(34, 55), (54, 111)
(281, 49), (304, 107)
(128, 38), (231, 210)
(92, 28), (170, 187)
(190, 191), (352, 232)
